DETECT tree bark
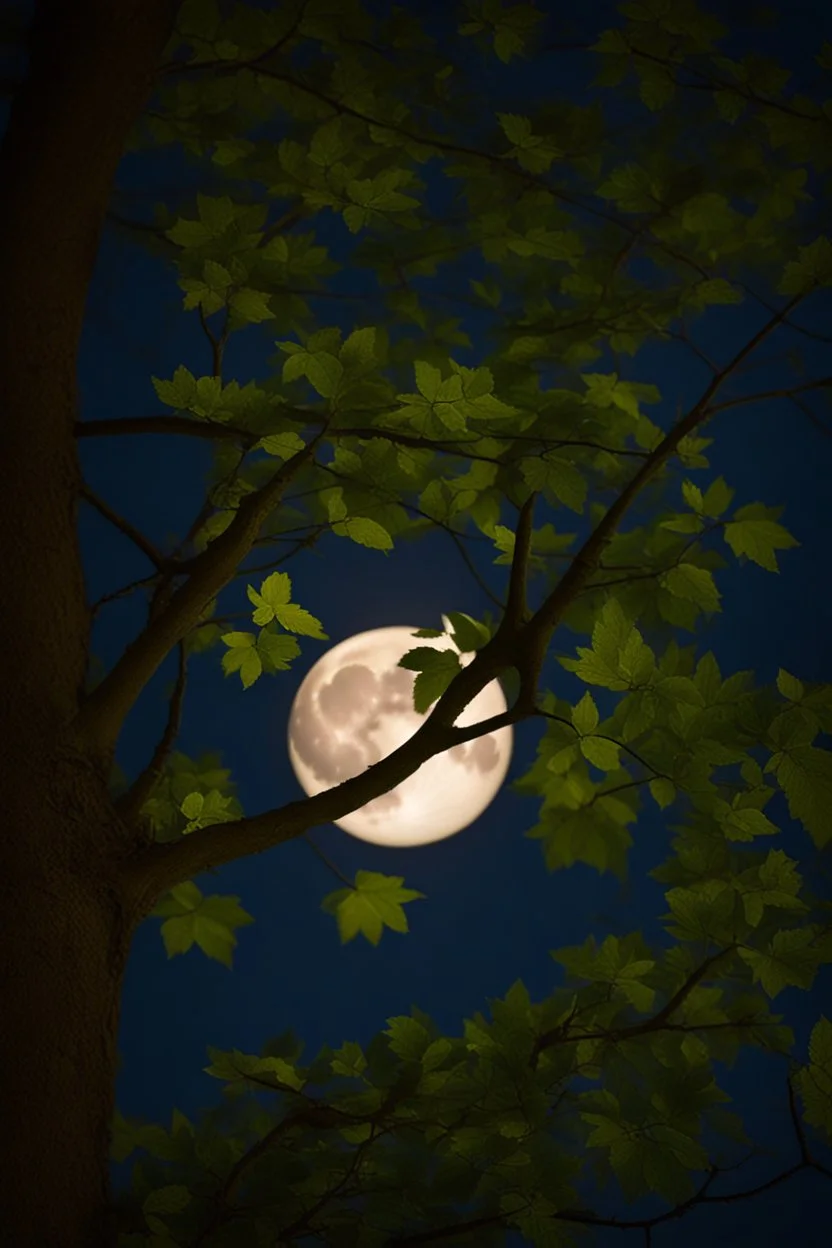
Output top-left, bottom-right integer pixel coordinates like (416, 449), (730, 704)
(0, 747), (139, 1246)
(0, 2), (180, 1243)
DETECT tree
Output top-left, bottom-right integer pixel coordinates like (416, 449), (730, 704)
(1, 0), (831, 1244)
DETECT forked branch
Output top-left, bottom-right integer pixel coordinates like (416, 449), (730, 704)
(117, 292), (812, 914)
(70, 432), (326, 760)
(115, 640), (186, 831)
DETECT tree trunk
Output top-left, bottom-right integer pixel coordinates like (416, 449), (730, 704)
(0, 2), (182, 1243)
(0, 745), (138, 1247)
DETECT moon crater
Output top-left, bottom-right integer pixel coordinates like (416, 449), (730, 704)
(287, 625), (513, 847)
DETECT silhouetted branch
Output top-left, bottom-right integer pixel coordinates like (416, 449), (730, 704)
(76, 415), (258, 444)
(115, 294), (813, 914)
(79, 482), (166, 570)
(89, 571), (161, 624)
(304, 834), (354, 889)
(500, 491), (536, 633)
(706, 375), (832, 415)
(531, 946), (737, 1067)
(511, 288), (813, 701)
(71, 433), (326, 760)
(115, 641), (186, 832)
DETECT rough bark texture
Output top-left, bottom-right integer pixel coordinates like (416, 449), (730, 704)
(0, 752), (139, 1246)
(0, 2), (180, 1243)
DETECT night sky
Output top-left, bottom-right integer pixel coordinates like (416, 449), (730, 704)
(19, 0), (831, 1241)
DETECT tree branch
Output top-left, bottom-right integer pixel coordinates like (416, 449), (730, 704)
(75, 414), (259, 445)
(499, 491), (536, 634)
(304, 834), (354, 889)
(79, 481), (167, 570)
(117, 474), (540, 912)
(70, 432), (326, 761)
(509, 288), (812, 711)
(705, 375), (832, 415)
(115, 641), (186, 831)
(116, 294), (811, 914)
(531, 946), (737, 1067)
(89, 570), (161, 625)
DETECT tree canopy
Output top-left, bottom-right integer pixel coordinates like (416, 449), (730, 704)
(1, 0), (832, 1245)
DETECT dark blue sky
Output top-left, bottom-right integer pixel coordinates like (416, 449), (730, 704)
(23, 0), (831, 1241)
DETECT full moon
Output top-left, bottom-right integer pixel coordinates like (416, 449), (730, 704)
(287, 621), (512, 847)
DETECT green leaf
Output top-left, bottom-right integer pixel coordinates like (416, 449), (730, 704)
(257, 431), (306, 458)
(580, 735), (621, 771)
(720, 805), (779, 841)
(702, 476), (734, 518)
(544, 455), (587, 513)
(180, 789), (237, 833)
(559, 600), (653, 691)
(143, 1185), (191, 1216)
(796, 1017), (832, 1138)
(724, 511), (799, 571)
(158, 891), (253, 969)
(737, 849), (806, 927)
(322, 871), (425, 945)
(498, 113), (532, 145)
(283, 348), (344, 398)
(413, 360), (443, 401)
(444, 611), (491, 652)
(664, 880), (735, 942)
(152, 365), (197, 410)
(494, 27), (524, 63)
(221, 631), (261, 689)
(662, 564), (721, 612)
(305, 352), (343, 399)
(572, 692), (599, 736)
(246, 572), (327, 638)
(681, 480), (704, 513)
(384, 1015), (432, 1062)
(774, 746), (832, 847)
(246, 571), (290, 623)
(331, 516), (394, 551)
(330, 1040), (367, 1079)
(270, 602), (328, 638)
(778, 236), (832, 293)
(203, 1046), (304, 1091)
(655, 676), (704, 708)
(229, 287), (274, 323)
(527, 803), (634, 879)
(739, 928), (822, 997)
(650, 777), (676, 809)
(309, 116), (347, 166)
(339, 326), (377, 370)
(257, 627), (301, 673)
(398, 647), (462, 714)
(777, 668), (805, 702)
(180, 792), (204, 822)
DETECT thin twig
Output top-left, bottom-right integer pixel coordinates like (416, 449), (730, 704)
(79, 482), (166, 570)
(115, 642), (187, 831)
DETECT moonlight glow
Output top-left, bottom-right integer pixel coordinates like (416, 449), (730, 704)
(287, 621), (512, 847)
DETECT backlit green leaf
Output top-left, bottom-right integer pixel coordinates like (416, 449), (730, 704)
(398, 646), (462, 714)
(322, 871), (425, 945)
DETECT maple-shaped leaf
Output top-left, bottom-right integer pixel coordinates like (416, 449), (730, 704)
(246, 573), (327, 638)
(321, 871), (426, 945)
(795, 1016), (832, 1139)
(724, 503), (799, 571)
(739, 927), (826, 997)
(773, 745), (832, 848)
(151, 885), (254, 969)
